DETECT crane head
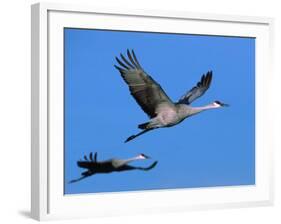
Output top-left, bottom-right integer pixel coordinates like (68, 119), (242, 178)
(213, 100), (229, 107)
(138, 153), (151, 159)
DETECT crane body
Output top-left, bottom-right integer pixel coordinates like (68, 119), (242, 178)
(69, 152), (157, 183)
(114, 50), (229, 142)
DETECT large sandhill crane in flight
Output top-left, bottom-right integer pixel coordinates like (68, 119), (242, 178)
(114, 50), (229, 143)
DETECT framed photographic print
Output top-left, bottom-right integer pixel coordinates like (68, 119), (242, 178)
(31, 2), (274, 221)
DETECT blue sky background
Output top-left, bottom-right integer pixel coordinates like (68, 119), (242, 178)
(64, 28), (255, 194)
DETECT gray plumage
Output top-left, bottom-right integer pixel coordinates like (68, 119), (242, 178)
(114, 50), (229, 143)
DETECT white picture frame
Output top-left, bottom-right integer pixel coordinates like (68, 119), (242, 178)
(31, 2), (274, 221)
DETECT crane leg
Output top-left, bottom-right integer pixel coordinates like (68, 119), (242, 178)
(138, 122), (149, 129)
(125, 128), (153, 143)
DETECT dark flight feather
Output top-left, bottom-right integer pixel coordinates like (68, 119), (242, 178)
(178, 71), (213, 105)
(114, 49), (173, 118)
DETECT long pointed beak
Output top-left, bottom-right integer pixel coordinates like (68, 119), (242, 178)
(222, 103), (230, 107)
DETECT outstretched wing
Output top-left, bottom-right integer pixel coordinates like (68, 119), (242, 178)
(178, 71), (212, 105)
(77, 152), (97, 169)
(94, 152), (97, 162)
(89, 152), (93, 161)
(77, 161), (92, 169)
(114, 49), (173, 118)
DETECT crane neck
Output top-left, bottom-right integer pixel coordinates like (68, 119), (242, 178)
(191, 103), (220, 113)
(123, 156), (143, 164)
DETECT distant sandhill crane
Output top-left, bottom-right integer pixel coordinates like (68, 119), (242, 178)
(69, 152), (158, 183)
(114, 50), (229, 143)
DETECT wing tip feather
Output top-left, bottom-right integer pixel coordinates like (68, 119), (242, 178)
(114, 49), (143, 71)
(114, 65), (125, 73)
